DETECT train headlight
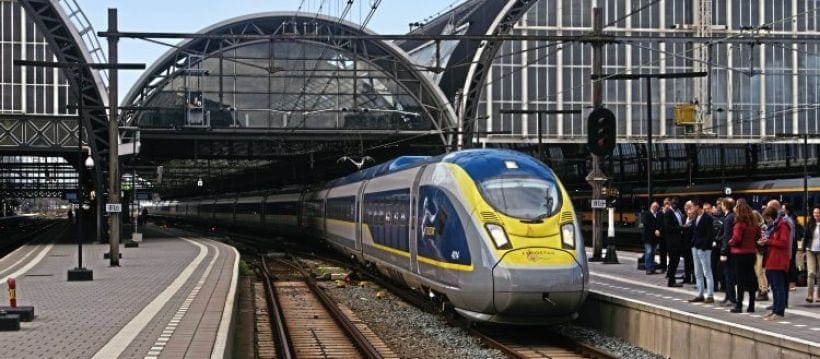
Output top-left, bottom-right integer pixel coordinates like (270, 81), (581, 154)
(485, 224), (512, 250)
(561, 223), (576, 249)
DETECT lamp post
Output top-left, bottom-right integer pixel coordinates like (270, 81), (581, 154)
(126, 131), (141, 247)
(13, 60), (96, 279)
(14, 50), (145, 267)
(68, 143), (95, 281)
(68, 61), (93, 281)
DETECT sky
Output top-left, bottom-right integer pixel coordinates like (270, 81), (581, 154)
(77, 0), (461, 103)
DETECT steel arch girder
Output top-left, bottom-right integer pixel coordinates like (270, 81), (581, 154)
(19, 0), (110, 192)
(0, 115), (80, 150)
(428, 0), (539, 148)
(120, 12), (455, 146)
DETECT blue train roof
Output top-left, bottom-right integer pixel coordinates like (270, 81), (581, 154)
(326, 149), (556, 188)
(440, 149), (557, 183)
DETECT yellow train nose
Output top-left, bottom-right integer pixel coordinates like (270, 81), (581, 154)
(492, 248), (586, 316)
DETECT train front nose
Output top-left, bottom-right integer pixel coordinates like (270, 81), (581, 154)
(491, 248), (586, 320)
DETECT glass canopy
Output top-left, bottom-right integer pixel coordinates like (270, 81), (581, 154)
(123, 13), (455, 138)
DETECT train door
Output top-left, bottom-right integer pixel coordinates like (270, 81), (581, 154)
(409, 166), (427, 274)
(355, 181), (368, 255)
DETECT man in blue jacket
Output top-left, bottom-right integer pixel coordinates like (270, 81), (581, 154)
(687, 201), (715, 303)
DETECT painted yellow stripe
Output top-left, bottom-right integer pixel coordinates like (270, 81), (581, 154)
(367, 228), (473, 272)
(326, 218), (356, 231)
(633, 186), (820, 198)
(372, 243), (411, 258)
(417, 255), (474, 271)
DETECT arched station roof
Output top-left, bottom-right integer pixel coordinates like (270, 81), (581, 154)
(19, 0), (110, 190)
(397, 0), (539, 147)
(122, 12), (457, 150)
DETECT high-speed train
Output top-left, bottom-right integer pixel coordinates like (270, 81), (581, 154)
(152, 149), (589, 324)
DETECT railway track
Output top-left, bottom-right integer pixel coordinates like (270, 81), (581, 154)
(286, 253), (616, 359)
(256, 254), (395, 359)
(0, 217), (64, 258)
(155, 220), (618, 359)
(471, 326), (617, 359)
(282, 251), (616, 359)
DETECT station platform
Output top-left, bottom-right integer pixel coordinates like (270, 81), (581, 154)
(0, 224), (239, 359)
(586, 249), (820, 354)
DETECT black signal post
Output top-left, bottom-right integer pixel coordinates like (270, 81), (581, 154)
(591, 71), (706, 202)
(587, 107), (616, 157)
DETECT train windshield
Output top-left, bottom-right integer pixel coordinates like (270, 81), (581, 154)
(479, 176), (561, 220)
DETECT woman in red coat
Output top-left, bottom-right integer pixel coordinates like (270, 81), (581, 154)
(728, 202), (760, 313)
(760, 207), (792, 320)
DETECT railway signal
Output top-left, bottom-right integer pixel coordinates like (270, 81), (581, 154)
(587, 108), (616, 157)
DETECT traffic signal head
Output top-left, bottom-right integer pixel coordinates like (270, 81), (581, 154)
(587, 107), (617, 156)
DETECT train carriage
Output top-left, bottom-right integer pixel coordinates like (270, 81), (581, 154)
(235, 196), (264, 228)
(262, 192), (301, 229)
(149, 149), (588, 324)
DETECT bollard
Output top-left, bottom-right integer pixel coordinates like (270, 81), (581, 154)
(0, 277), (21, 330)
(7, 277), (15, 308)
(2, 277), (33, 322)
(603, 207), (620, 264)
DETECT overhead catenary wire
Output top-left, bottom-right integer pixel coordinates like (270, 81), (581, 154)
(769, 42), (820, 58)
(359, 0), (382, 31)
(530, 6), (820, 103)
(281, 0), (356, 122)
(125, 1), (820, 160)
(697, 104), (820, 135)
(605, 0), (661, 28)
(482, 43), (565, 89)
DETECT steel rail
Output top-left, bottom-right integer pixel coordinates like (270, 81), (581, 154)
(271, 256), (384, 359)
(0, 219), (64, 258)
(156, 221), (616, 359)
(298, 250), (616, 359)
(257, 256), (295, 359)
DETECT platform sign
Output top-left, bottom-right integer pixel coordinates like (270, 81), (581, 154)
(591, 199), (607, 209)
(106, 203), (122, 213)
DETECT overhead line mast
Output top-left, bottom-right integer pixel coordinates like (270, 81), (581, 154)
(588, 4), (606, 262)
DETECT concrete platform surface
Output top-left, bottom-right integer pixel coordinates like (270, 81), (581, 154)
(0, 224), (238, 359)
(588, 249), (820, 346)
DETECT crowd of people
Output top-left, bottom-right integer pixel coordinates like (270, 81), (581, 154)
(641, 197), (820, 321)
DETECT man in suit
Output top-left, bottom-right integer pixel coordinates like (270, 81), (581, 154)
(642, 201), (662, 274)
(687, 201), (716, 303)
(663, 197), (684, 287)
